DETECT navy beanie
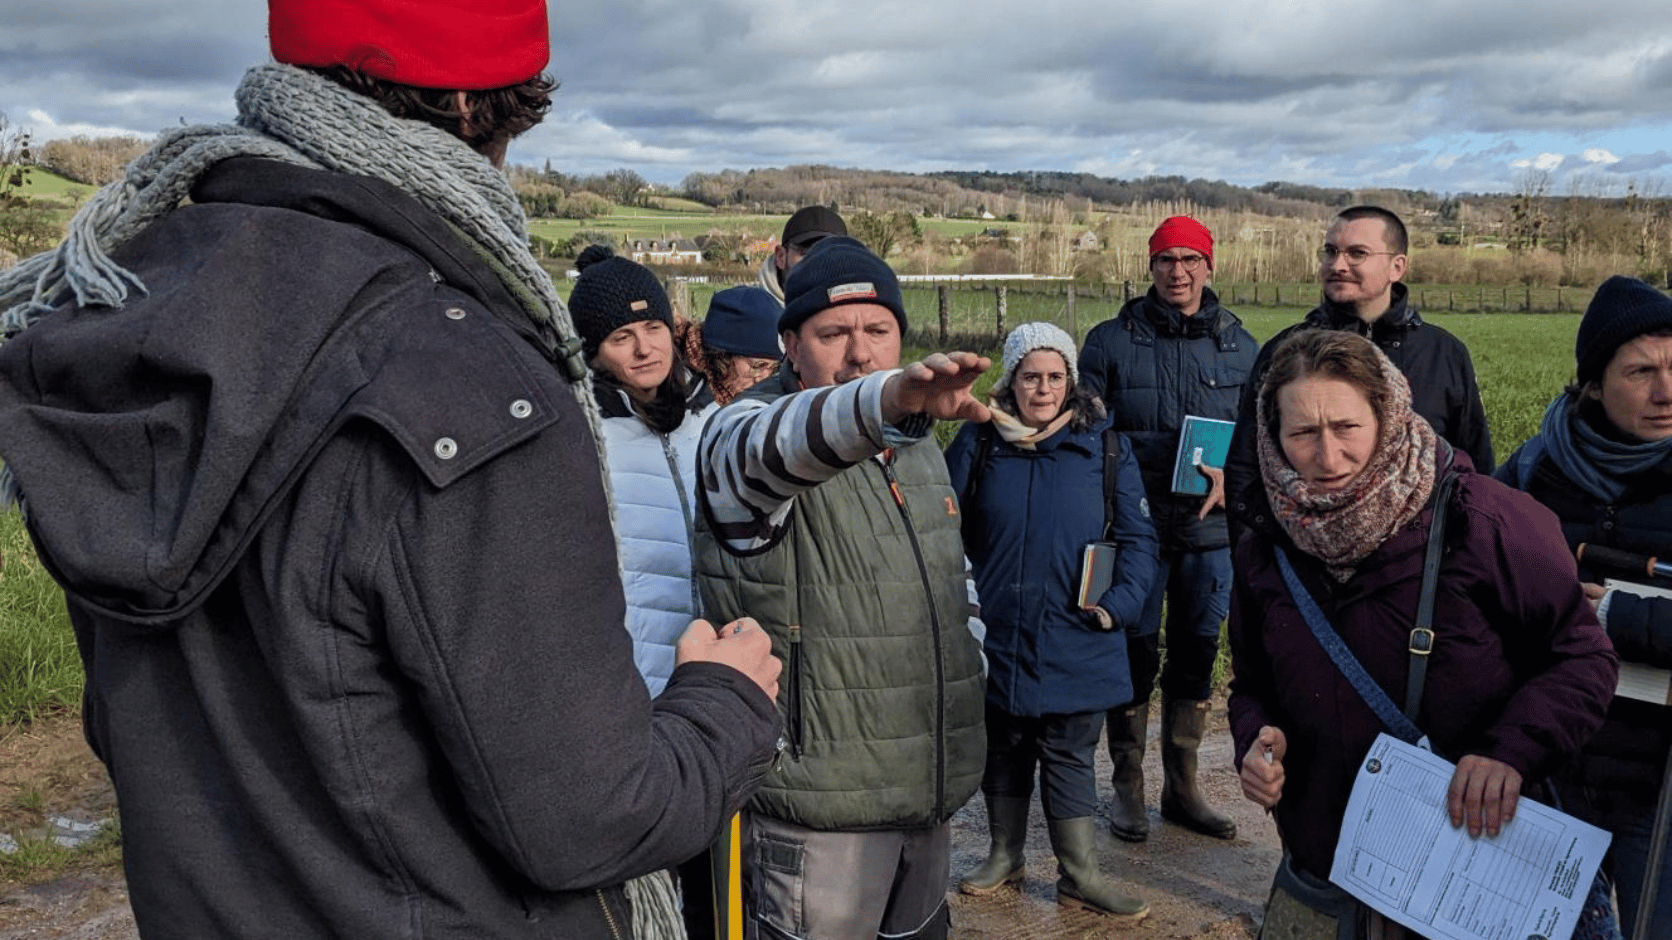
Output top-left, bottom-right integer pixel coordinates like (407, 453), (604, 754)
(779, 236), (907, 335)
(1577, 276), (1672, 383)
(568, 245), (674, 362)
(702, 287), (784, 360)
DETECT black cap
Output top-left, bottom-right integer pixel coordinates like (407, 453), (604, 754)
(781, 206), (848, 250)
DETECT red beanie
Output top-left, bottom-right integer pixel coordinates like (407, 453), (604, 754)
(270, 0), (550, 91)
(1149, 216), (1214, 268)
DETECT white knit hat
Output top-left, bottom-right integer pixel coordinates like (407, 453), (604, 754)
(1000, 322), (1078, 389)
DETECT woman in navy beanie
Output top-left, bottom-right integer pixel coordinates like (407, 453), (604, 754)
(1497, 274), (1672, 938)
(696, 286), (783, 405)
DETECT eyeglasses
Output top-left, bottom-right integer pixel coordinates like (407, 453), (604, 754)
(1017, 372), (1068, 389)
(737, 358), (780, 379)
(1153, 254), (1207, 272)
(1317, 245), (1399, 266)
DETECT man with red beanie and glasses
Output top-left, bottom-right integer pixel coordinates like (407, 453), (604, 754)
(1077, 216), (1257, 845)
(0, 2), (781, 939)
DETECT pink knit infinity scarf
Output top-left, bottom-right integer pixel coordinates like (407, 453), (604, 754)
(1255, 347), (1438, 580)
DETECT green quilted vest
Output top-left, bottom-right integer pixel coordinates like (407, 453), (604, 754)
(694, 387), (985, 830)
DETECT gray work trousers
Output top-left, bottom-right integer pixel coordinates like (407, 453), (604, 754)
(742, 812), (952, 940)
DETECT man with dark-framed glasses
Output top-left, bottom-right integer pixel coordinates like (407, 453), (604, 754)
(1224, 205), (1494, 541)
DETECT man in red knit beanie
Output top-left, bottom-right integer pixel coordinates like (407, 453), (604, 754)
(1078, 216), (1257, 845)
(0, 2), (783, 938)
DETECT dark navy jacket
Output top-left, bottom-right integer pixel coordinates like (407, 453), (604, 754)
(945, 413), (1159, 716)
(1497, 408), (1672, 802)
(1078, 287), (1257, 553)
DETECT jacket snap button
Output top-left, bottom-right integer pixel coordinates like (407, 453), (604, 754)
(444, 307), (467, 320)
(509, 400), (533, 419)
(434, 437), (458, 459)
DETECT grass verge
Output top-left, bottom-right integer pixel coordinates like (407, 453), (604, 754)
(0, 510), (81, 725)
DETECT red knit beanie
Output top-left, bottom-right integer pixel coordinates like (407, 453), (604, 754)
(270, 0), (550, 91)
(1149, 216), (1214, 268)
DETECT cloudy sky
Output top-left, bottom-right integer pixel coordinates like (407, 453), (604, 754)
(5, 1), (1671, 196)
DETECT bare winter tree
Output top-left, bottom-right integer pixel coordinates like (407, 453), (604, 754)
(0, 113), (64, 261)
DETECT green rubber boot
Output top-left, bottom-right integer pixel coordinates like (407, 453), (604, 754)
(958, 796), (1029, 895)
(1046, 817), (1149, 922)
(1105, 703), (1150, 842)
(1160, 698), (1238, 840)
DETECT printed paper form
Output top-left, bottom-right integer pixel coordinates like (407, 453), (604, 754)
(1331, 733), (1610, 940)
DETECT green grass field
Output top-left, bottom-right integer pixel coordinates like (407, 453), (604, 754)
(13, 169), (94, 203)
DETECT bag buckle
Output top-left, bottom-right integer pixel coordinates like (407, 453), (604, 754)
(1408, 627), (1435, 656)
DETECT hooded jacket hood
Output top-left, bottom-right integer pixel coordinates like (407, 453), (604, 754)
(0, 158), (547, 627)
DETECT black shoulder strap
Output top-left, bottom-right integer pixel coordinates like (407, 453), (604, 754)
(1404, 469), (1461, 721)
(959, 422), (999, 540)
(1101, 426), (1123, 540)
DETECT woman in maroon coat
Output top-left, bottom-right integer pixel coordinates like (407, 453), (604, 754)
(1229, 330), (1617, 933)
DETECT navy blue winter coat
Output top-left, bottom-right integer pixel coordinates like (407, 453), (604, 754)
(1078, 287), (1257, 553)
(1497, 408), (1672, 801)
(945, 412), (1160, 716)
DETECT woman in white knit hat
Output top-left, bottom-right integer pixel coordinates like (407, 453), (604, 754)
(943, 322), (1160, 922)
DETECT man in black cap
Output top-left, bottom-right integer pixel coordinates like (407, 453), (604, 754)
(697, 235), (989, 940)
(757, 204), (849, 304)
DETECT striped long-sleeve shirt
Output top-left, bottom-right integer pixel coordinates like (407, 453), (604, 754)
(696, 368), (985, 655)
(697, 369), (932, 553)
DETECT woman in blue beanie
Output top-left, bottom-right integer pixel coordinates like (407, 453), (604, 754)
(693, 286), (783, 405)
(1497, 274), (1672, 939)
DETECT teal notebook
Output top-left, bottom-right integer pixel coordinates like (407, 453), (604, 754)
(1170, 416), (1235, 496)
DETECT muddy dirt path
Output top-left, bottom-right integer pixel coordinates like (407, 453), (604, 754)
(1, 701), (1279, 939)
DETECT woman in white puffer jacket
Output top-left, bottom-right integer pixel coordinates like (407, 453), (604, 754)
(569, 245), (718, 697)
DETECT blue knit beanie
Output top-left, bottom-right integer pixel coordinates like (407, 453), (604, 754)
(780, 236), (907, 335)
(702, 287), (784, 360)
(1577, 276), (1672, 382)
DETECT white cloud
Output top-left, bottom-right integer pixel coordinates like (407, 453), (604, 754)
(4, 0), (1672, 195)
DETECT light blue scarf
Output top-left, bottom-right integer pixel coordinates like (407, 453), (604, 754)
(1538, 390), (1672, 503)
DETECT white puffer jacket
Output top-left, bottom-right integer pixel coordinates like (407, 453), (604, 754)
(599, 393), (719, 697)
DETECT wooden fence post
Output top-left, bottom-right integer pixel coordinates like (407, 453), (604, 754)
(1123, 280), (1134, 302)
(937, 285), (950, 346)
(1066, 284), (1077, 337)
(996, 285), (1007, 336)
(667, 277), (691, 321)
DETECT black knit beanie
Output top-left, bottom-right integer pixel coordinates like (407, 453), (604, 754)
(780, 236), (907, 335)
(1577, 275), (1672, 383)
(568, 245), (675, 362)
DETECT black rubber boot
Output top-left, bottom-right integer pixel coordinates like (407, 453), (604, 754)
(1159, 698), (1238, 840)
(957, 796), (1029, 895)
(1105, 703), (1150, 842)
(1046, 816), (1149, 921)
